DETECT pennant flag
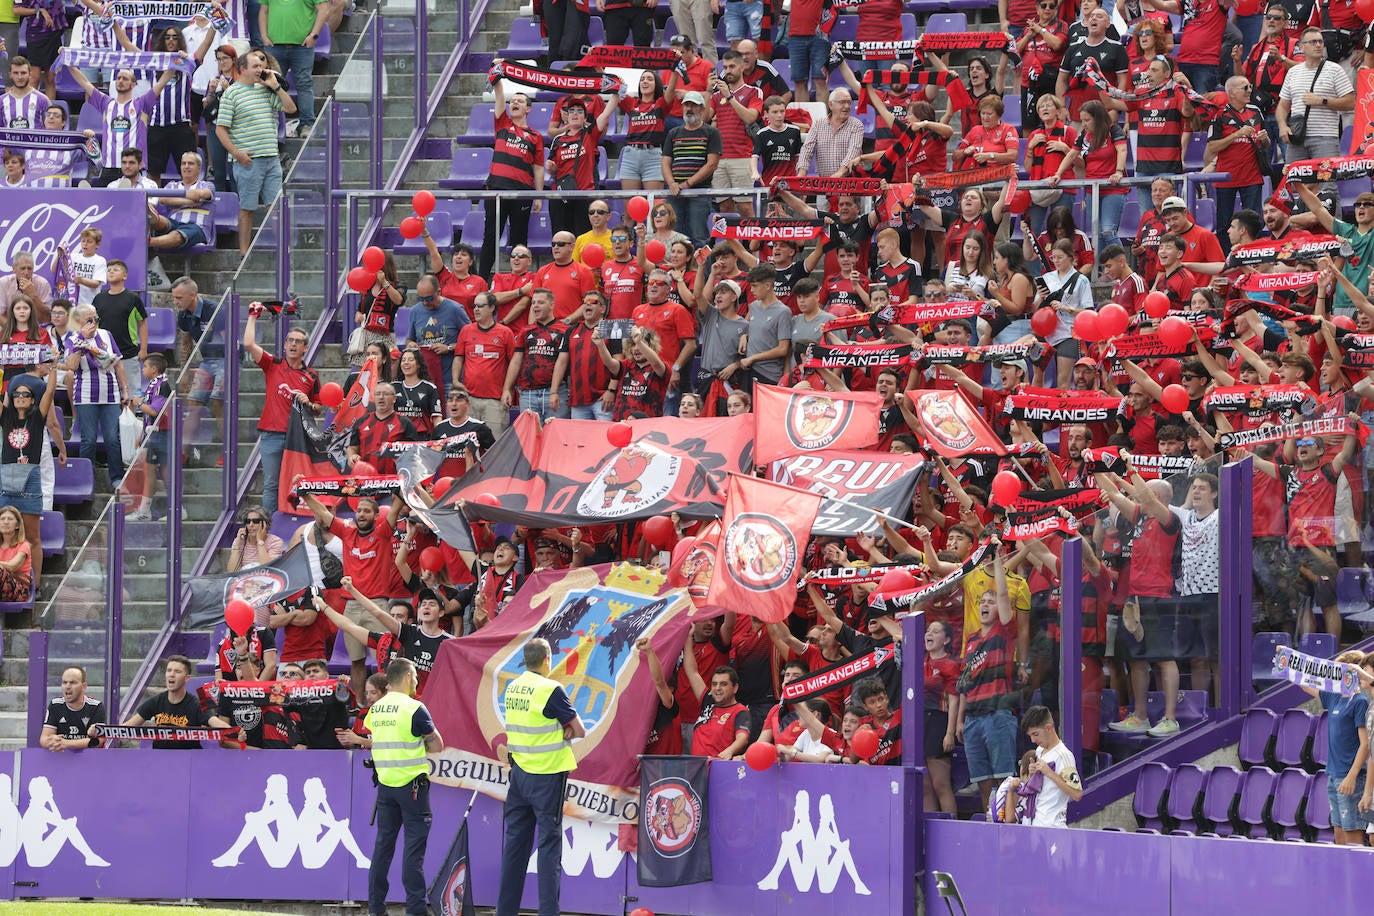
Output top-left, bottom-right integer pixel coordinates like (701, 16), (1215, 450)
(278, 401), (350, 514)
(393, 441), (477, 554)
(638, 755), (712, 887)
(905, 389), (1009, 458)
(772, 449), (925, 535)
(428, 819), (476, 916)
(1272, 645), (1363, 696)
(183, 542), (320, 629)
(422, 562), (694, 824)
(752, 384), (882, 464)
(443, 413), (755, 528)
(706, 475), (822, 623)
(329, 356), (377, 432)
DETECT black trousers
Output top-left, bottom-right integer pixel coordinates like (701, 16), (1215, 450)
(604, 5), (653, 45)
(540, 0), (590, 62)
(480, 195), (534, 277)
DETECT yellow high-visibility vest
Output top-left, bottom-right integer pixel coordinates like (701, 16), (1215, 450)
(503, 670), (577, 775)
(365, 690), (430, 787)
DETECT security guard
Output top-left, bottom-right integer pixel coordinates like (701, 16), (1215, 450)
(366, 658), (443, 916)
(496, 638), (585, 916)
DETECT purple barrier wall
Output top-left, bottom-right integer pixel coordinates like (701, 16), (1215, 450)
(925, 819), (1367, 913)
(0, 190), (150, 291)
(4, 750), (905, 913)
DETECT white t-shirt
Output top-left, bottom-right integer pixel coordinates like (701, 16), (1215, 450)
(1029, 741), (1080, 827)
(1172, 504), (1220, 596)
(70, 253), (107, 306)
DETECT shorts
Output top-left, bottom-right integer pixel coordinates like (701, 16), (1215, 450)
(1121, 596), (1180, 663)
(25, 34), (62, 70)
(145, 429), (169, 468)
(0, 463), (42, 516)
(189, 358), (225, 403)
(1177, 593), (1218, 660)
(164, 218), (208, 248)
(618, 145), (662, 184)
(724, 0), (763, 42)
(1328, 771), (1367, 830)
(1054, 337), (1080, 360)
(342, 599), (374, 662)
(1296, 545), (1339, 607)
(712, 157), (756, 203)
(924, 708), (952, 759)
(232, 155), (284, 211)
(962, 707), (1018, 782)
(787, 35), (832, 81)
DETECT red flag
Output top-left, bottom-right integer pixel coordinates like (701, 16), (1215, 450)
(706, 475), (821, 623)
(905, 389), (1009, 459)
(329, 356), (377, 432)
(752, 384), (882, 464)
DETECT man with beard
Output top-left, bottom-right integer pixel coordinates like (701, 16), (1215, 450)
(706, 50), (763, 218)
(346, 381), (419, 475)
(325, 582), (452, 695)
(550, 291), (616, 420)
(503, 288), (569, 420)
(661, 92), (722, 246)
(1, 57), (50, 129)
(1292, 183), (1374, 317)
(117, 655), (233, 749)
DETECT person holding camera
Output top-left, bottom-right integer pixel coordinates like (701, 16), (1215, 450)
(215, 48), (297, 254)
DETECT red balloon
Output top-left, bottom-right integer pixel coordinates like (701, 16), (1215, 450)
(352, 460), (377, 477)
(642, 516), (677, 549)
(1097, 303), (1129, 338)
(669, 535), (698, 570)
(431, 476), (455, 499)
(1157, 315), (1193, 349)
(225, 598), (255, 635)
(471, 492), (500, 507)
(319, 381), (344, 408)
(361, 246), (386, 272)
(1030, 307), (1058, 338)
(581, 244), (605, 269)
(1008, 189), (1032, 215)
(878, 568), (916, 595)
(412, 189), (436, 217)
(1357, 0), (1374, 18)
(1142, 291), (1171, 320)
(1235, 0), (1260, 14)
(347, 266), (374, 293)
(644, 239), (667, 263)
(1159, 383), (1190, 414)
(399, 216), (425, 239)
(991, 469), (1022, 506)
(744, 741), (778, 771)
(626, 196), (651, 223)
(418, 546), (445, 573)
(607, 421), (634, 448)
(1073, 310), (1101, 342)
(850, 727), (880, 760)
(1332, 314), (1358, 332)
(630, 909), (656, 916)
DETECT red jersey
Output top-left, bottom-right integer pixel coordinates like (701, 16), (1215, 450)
(1111, 271), (1147, 312)
(532, 260), (598, 321)
(961, 620), (1018, 716)
(690, 699), (750, 757)
(659, 56), (713, 118)
(435, 268), (488, 317)
(859, 708), (902, 765)
(871, 258), (923, 304)
(1020, 19), (1069, 87)
(515, 319), (567, 391)
(1253, 463), (1287, 537)
(454, 321), (516, 399)
(1176, 223), (1224, 265)
(1135, 208), (1168, 285)
(1285, 464), (1339, 547)
(600, 258), (643, 319)
(1125, 509), (1179, 598)
(612, 358), (670, 420)
(924, 655), (961, 711)
(1025, 121), (1078, 181)
(350, 410), (417, 473)
(1077, 124), (1128, 193)
(1211, 104), (1266, 189)
(676, 637), (728, 724)
(957, 122), (1019, 170)
(822, 274), (868, 314)
(488, 112), (544, 190)
(561, 320), (613, 407)
(618, 96), (671, 148)
(710, 83), (763, 158)
(943, 214), (995, 266)
(489, 271), (532, 332)
(255, 352), (320, 433)
(632, 299), (696, 366)
(548, 125), (603, 190)
(329, 516), (397, 600)
(1177, 0), (1227, 66)
(1154, 266), (1199, 311)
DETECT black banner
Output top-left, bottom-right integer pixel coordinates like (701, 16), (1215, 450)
(803, 341), (914, 369)
(217, 677), (352, 707)
(868, 539), (993, 614)
(428, 819), (476, 916)
(184, 543), (320, 629)
(278, 402), (351, 514)
(638, 756), (712, 887)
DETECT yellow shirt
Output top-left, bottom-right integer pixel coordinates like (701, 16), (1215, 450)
(573, 228), (614, 265)
(961, 566), (1031, 657)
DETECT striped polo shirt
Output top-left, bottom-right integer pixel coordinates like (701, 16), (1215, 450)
(88, 89), (157, 168)
(67, 330), (122, 405)
(217, 82), (283, 159)
(158, 179), (215, 230)
(0, 89), (48, 129)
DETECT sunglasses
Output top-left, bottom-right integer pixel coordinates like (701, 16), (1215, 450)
(552, 241), (572, 247)
(647, 279), (669, 285)
(610, 235), (629, 242)
(1179, 373), (1200, 381)
(1357, 202), (1374, 208)
(588, 208), (610, 215)
(245, 517), (266, 524)
(511, 251), (531, 258)
(11, 391), (32, 398)
(1038, 2), (1057, 7)
(1264, 12), (1286, 19)
(1296, 438), (1319, 447)
(653, 210), (670, 217)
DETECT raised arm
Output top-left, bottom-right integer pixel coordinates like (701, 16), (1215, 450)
(340, 576), (400, 635)
(635, 636), (675, 707)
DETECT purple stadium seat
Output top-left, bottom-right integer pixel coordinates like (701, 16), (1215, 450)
(1239, 708), (1278, 770)
(774, 59), (792, 88)
(587, 17), (606, 45)
(1297, 632), (1336, 660)
(380, 17), (417, 55)
(498, 18), (546, 57)
(1164, 763), (1207, 833)
(1268, 768), (1311, 840)
(926, 12), (968, 31)
(1192, 197), (1216, 233)
(1306, 713), (1328, 772)
(1274, 709), (1315, 771)
(146, 307), (176, 353)
(1252, 632), (1291, 688)
(457, 102), (496, 144)
(459, 209), (485, 247)
(1301, 774), (1332, 842)
(1099, 687), (1119, 731)
(1132, 762), (1172, 831)
(829, 16), (860, 42)
(269, 511), (302, 545)
(440, 148), (494, 190)
(1235, 766), (1278, 837)
(1176, 690), (1208, 727)
(1004, 95), (1021, 129)
(1200, 766), (1242, 836)
(197, 621), (230, 674)
(394, 308), (410, 343)
(528, 210), (554, 251)
(1183, 133), (1207, 170)
(1120, 197), (1142, 239)
(39, 511), (65, 558)
(527, 103), (555, 134)
(213, 192), (241, 234)
(326, 629), (353, 674)
(900, 12), (917, 38)
(52, 457), (95, 505)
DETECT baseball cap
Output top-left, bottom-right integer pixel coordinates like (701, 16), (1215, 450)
(716, 278), (741, 299)
(1160, 196), (1188, 214)
(682, 91), (707, 107)
(1074, 357), (1098, 369)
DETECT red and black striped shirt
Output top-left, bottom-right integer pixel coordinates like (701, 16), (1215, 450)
(1129, 87), (1187, 170)
(561, 320), (613, 407)
(516, 319), (567, 391)
(960, 619), (1018, 717)
(489, 111), (544, 190)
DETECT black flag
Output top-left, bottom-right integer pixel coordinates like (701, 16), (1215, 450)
(428, 818), (476, 916)
(638, 755), (712, 887)
(183, 542), (319, 629)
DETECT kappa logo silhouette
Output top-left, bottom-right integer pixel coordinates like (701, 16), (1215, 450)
(0, 775), (108, 867)
(757, 790), (870, 896)
(526, 817), (628, 879)
(213, 774), (370, 870)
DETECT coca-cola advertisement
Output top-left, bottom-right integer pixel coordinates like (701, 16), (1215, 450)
(0, 190), (148, 292)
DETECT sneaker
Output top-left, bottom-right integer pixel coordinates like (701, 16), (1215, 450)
(130, 507), (154, 521)
(1147, 718), (1181, 738)
(1107, 715), (1150, 733)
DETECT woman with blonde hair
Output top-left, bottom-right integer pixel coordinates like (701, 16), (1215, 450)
(0, 506), (32, 601)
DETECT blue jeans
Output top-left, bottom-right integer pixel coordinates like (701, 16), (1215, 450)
(519, 386), (570, 422)
(787, 35), (831, 82)
(497, 762), (568, 916)
(258, 430), (286, 516)
(1215, 183), (1263, 254)
(670, 193), (713, 247)
(75, 402), (125, 488)
(1095, 192), (1127, 253)
(1180, 63), (1218, 93)
(271, 44), (316, 128)
(724, 0), (763, 41)
(368, 778), (432, 916)
(245, 0), (263, 47)
(570, 401), (612, 421)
